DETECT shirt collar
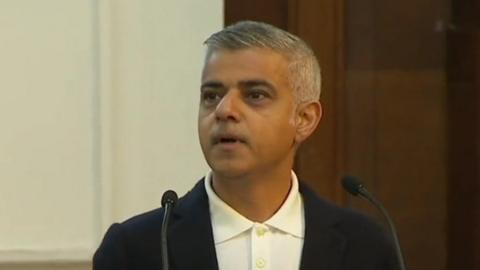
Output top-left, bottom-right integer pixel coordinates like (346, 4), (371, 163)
(205, 172), (253, 244)
(204, 171), (304, 244)
(264, 171), (304, 238)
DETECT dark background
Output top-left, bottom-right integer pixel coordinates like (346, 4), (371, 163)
(225, 0), (480, 269)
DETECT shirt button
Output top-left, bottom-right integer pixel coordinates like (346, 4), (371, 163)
(256, 227), (267, 237)
(256, 258), (266, 269)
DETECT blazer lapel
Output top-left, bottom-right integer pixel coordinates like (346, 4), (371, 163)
(299, 183), (347, 270)
(168, 180), (219, 270)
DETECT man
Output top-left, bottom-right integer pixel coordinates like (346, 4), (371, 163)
(93, 21), (397, 270)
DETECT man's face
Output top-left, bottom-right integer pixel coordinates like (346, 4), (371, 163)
(198, 48), (298, 179)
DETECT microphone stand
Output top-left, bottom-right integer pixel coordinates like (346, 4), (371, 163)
(161, 190), (178, 270)
(342, 176), (407, 270)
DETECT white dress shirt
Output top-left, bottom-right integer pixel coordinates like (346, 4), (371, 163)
(204, 171), (305, 270)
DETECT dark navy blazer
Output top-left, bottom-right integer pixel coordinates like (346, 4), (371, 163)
(93, 179), (398, 270)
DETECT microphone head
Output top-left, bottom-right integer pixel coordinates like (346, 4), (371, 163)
(161, 190), (178, 207)
(342, 175), (363, 196)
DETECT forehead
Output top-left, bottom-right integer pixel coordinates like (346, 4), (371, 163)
(201, 48), (290, 86)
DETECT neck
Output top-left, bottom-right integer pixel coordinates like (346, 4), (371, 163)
(211, 167), (293, 222)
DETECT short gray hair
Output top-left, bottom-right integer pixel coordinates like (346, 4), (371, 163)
(204, 21), (321, 103)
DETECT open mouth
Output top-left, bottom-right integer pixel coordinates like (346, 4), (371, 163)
(214, 135), (245, 145)
(219, 138), (239, 143)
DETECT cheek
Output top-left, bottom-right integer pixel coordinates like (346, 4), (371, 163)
(198, 118), (210, 146)
(261, 116), (297, 147)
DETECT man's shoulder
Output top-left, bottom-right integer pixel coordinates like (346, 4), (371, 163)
(328, 201), (389, 242)
(299, 181), (398, 269)
(119, 207), (165, 235)
(118, 179), (207, 234)
(299, 180), (389, 241)
(93, 179), (208, 268)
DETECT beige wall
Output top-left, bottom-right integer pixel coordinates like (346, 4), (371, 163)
(0, 262), (90, 270)
(0, 0), (222, 269)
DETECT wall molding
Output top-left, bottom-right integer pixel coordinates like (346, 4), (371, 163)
(0, 248), (92, 263)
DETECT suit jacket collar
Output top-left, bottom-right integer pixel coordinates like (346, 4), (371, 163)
(168, 179), (346, 270)
(168, 180), (219, 270)
(299, 183), (347, 270)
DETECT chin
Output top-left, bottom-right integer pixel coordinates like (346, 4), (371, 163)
(209, 162), (251, 179)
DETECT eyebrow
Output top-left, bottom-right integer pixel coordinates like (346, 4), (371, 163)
(200, 81), (224, 91)
(240, 79), (276, 91)
(200, 79), (276, 91)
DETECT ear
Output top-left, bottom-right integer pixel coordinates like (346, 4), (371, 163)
(294, 101), (322, 144)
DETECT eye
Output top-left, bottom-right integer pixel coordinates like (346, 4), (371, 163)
(245, 89), (269, 103)
(201, 90), (222, 106)
(248, 91), (265, 100)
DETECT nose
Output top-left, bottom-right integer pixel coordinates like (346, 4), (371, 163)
(214, 90), (241, 122)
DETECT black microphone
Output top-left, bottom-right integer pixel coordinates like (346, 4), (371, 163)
(161, 190), (178, 270)
(342, 176), (407, 270)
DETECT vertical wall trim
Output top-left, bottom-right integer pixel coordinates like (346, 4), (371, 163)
(90, 0), (103, 245)
(97, 0), (114, 239)
(334, 0), (347, 204)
